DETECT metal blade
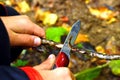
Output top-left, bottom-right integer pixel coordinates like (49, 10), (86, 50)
(60, 20), (81, 59)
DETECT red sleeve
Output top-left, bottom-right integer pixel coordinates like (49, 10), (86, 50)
(20, 66), (43, 80)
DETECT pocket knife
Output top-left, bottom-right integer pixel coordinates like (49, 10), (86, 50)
(55, 20), (81, 67)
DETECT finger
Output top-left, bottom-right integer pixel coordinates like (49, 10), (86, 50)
(11, 33), (41, 47)
(53, 67), (75, 80)
(13, 23), (45, 38)
(33, 24), (45, 38)
(21, 24), (45, 38)
(34, 54), (56, 70)
(10, 15), (45, 38)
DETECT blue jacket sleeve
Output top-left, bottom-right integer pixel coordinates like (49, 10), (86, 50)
(0, 18), (29, 80)
(0, 66), (29, 80)
(0, 4), (29, 80)
(0, 3), (23, 64)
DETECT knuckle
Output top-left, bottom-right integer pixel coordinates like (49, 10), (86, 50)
(54, 68), (73, 80)
(67, 77), (72, 80)
(62, 68), (71, 75)
(19, 15), (30, 24)
(22, 36), (34, 46)
(29, 37), (35, 46)
(22, 15), (29, 19)
(64, 68), (70, 72)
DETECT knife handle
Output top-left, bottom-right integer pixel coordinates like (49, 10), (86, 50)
(54, 52), (69, 68)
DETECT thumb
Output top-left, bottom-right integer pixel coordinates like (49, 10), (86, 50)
(35, 54), (56, 70)
(11, 32), (41, 47)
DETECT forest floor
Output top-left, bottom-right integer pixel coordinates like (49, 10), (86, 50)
(7, 0), (120, 80)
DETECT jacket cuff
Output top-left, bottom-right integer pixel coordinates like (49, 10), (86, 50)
(0, 3), (8, 16)
(0, 18), (10, 65)
(20, 66), (43, 80)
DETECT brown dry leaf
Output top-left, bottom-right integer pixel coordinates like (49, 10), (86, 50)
(105, 36), (118, 54)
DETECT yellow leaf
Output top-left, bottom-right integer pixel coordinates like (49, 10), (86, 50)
(35, 9), (50, 21)
(62, 23), (71, 32)
(18, 1), (30, 13)
(75, 34), (89, 44)
(107, 17), (117, 24)
(96, 46), (105, 54)
(43, 13), (58, 26)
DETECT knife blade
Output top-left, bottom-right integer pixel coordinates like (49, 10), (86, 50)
(55, 20), (81, 67)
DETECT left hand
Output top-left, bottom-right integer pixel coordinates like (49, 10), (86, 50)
(1, 15), (45, 47)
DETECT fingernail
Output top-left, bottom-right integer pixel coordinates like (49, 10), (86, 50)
(34, 37), (41, 46)
(48, 54), (55, 59)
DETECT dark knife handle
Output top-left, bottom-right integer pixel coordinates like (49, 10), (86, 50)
(53, 52), (69, 68)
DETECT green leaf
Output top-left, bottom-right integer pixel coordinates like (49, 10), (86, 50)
(74, 64), (108, 80)
(109, 60), (120, 76)
(77, 43), (83, 48)
(46, 27), (67, 42)
(11, 59), (28, 67)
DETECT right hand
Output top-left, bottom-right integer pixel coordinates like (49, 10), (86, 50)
(33, 54), (76, 80)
